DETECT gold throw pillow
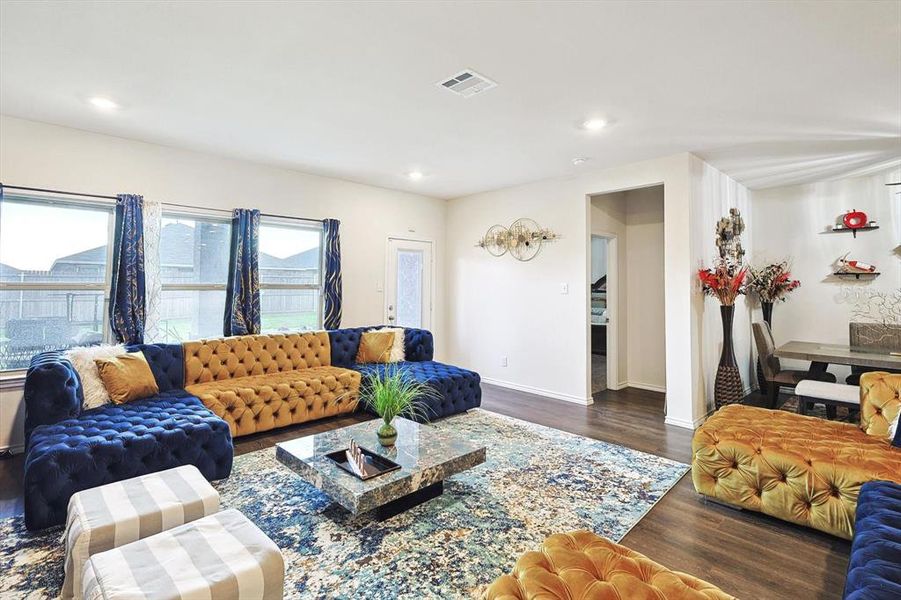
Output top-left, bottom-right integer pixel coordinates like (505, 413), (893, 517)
(356, 331), (396, 364)
(94, 351), (160, 404)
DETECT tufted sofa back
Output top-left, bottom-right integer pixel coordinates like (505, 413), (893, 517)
(183, 331), (332, 386)
(328, 326), (434, 367)
(127, 343), (185, 392)
(860, 371), (901, 441)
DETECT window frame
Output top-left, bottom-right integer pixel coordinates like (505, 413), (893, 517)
(0, 192), (116, 374)
(157, 208), (231, 342)
(258, 215), (325, 332)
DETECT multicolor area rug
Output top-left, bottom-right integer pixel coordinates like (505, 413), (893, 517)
(0, 409), (688, 599)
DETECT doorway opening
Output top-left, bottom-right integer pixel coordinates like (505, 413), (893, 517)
(590, 234), (612, 393)
(589, 184), (666, 403)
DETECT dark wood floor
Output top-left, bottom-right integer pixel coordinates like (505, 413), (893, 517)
(0, 385), (850, 599)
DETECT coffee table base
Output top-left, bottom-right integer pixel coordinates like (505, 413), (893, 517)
(373, 481), (444, 521)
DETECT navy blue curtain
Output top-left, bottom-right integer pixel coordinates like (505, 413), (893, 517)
(322, 218), (342, 330)
(224, 208), (261, 336)
(109, 194), (146, 344)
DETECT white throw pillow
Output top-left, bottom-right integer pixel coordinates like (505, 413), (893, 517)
(889, 411), (900, 442)
(65, 344), (128, 410)
(375, 327), (406, 363)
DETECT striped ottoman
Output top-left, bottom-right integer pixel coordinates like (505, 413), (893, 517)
(82, 509), (284, 600)
(63, 465), (219, 600)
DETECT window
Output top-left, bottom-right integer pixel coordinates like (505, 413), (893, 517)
(259, 218), (323, 333)
(157, 212), (230, 342)
(0, 193), (114, 370)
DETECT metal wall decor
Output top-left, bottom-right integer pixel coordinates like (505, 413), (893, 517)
(715, 208), (745, 263)
(477, 218), (559, 261)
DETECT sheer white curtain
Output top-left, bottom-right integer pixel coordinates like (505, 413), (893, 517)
(143, 198), (162, 342)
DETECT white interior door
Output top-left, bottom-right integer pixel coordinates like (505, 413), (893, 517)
(386, 238), (432, 329)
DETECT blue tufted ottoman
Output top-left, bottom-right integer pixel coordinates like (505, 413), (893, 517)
(354, 361), (482, 420)
(24, 393), (233, 531)
(844, 480), (901, 599)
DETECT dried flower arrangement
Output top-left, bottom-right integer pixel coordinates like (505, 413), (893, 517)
(698, 258), (747, 306)
(747, 261), (801, 303)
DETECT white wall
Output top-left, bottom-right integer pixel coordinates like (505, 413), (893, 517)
(690, 156), (754, 412)
(623, 186), (666, 391)
(0, 115), (448, 451)
(749, 168), (901, 381)
(446, 153), (705, 428)
(590, 236), (607, 282)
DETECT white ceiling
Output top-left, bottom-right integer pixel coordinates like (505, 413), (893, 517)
(1, 1), (899, 198)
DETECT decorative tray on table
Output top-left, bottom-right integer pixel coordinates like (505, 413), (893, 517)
(325, 441), (401, 481)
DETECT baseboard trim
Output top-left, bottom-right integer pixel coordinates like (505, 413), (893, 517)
(623, 381), (667, 394)
(663, 415), (705, 430)
(481, 377), (594, 406)
(0, 443), (25, 455)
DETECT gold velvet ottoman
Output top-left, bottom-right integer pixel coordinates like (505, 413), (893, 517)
(692, 374), (901, 540)
(483, 531), (734, 600)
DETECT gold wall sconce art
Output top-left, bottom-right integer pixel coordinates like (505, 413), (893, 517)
(476, 218), (559, 261)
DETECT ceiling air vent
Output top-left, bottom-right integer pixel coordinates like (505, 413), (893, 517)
(437, 70), (497, 98)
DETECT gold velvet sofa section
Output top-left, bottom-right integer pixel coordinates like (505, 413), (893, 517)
(483, 531), (734, 600)
(183, 332), (360, 437)
(859, 372), (901, 438)
(692, 395), (901, 540)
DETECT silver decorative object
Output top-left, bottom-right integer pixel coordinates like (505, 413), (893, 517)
(476, 218), (559, 261)
(716, 208), (745, 263)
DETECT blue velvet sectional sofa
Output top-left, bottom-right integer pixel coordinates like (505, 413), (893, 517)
(22, 327), (480, 530)
(843, 481), (901, 599)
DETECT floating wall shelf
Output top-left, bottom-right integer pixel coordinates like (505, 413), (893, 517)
(832, 272), (881, 280)
(826, 225), (879, 238)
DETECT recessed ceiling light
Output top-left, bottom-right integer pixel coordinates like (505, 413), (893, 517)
(89, 97), (118, 110)
(407, 171), (424, 181)
(582, 118), (606, 131)
(572, 157), (591, 165)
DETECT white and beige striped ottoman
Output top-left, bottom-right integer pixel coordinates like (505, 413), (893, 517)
(63, 465), (220, 600)
(82, 509), (285, 600)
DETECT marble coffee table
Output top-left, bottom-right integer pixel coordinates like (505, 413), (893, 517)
(275, 417), (486, 519)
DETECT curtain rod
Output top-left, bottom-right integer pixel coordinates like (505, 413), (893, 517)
(0, 183), (324, 224)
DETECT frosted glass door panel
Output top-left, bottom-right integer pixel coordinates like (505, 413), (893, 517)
(386, 239), (432, 331)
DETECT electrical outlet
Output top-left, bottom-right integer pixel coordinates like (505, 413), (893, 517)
(500, 356), (508, 367)
(560, 283), (569, 295)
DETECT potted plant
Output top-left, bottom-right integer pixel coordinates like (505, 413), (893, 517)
(747, 261), (801, 391)
(361, 368), (436, 446)
(698, 258), (748, 408)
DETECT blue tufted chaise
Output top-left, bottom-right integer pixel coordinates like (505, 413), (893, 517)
(843, 480), (901, 599)
(23, 327), (478, 530)
(23, 343), (234, 531)
(328, 327), (482, 420)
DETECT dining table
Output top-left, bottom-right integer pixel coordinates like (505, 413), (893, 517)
(774, 340), (901, 373)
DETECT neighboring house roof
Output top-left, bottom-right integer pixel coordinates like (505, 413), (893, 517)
(43, 222), (318, 273)
(0, 262), (23, 278)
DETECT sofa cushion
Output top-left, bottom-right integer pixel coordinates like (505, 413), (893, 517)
(844, 481), (901, 599)
(692, 404), (901, 539)
(24, 392), (233, 531)
(186, 366), (360, 437)
(183, 332), (331, 386)
(483, 530), (735, 600)
(354, 361), (481, 420)
(94, 351), (160, 404)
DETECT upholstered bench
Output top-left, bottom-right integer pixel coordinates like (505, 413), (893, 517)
(62, 465), (220, 600)
(482, 530), (734, 599)
(692, 398), (901, 539)
(82, 509), (284, 600)
(24, 392), (233, 531)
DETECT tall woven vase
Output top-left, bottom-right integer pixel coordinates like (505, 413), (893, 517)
(755, 301), (774, 392)
(715, 304), (744, 408)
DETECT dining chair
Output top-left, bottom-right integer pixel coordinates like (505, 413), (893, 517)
(752, 321), (837, 409)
